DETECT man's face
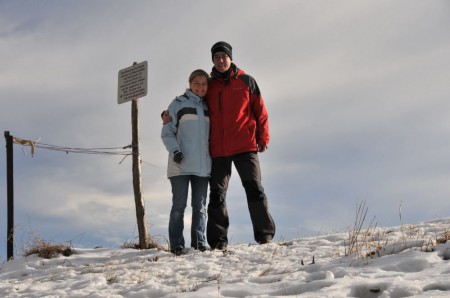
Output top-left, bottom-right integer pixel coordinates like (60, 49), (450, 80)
(213, 51), (232, 73)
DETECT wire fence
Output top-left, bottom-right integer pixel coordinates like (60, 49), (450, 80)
(4, 132), (157, 260)
(12, 136), (157, 167)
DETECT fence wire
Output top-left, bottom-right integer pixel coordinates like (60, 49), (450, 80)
(11, 136), (157, 167)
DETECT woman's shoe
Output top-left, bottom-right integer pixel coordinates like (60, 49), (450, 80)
(171, 247), (185, 256)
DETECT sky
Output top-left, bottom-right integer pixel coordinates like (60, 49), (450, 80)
(0, 218), (449, 296)
(1, 0), (450, 261)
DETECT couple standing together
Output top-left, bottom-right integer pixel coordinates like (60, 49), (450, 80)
(161, 41), (276, 255)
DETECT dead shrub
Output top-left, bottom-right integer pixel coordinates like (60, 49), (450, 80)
(121, 234), (168, 251)
(23, 237), (74, 259)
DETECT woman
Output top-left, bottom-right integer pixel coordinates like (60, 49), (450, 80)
(161, 69), (211, 255)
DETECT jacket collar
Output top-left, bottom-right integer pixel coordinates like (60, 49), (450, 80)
(184, 89), (203, 103)
(211, 63), (239, 81)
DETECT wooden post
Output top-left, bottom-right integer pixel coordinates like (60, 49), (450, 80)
(4, 131), (14, 260)
(132, 96), (148, 249)
(118, 61), (149, 249)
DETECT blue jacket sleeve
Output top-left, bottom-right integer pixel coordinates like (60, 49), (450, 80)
(161, 101), (180, 157)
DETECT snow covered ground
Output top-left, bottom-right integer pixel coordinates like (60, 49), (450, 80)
(1, 218), (449, 297)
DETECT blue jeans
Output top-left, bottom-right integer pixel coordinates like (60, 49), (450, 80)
(169, 175), (208, 250)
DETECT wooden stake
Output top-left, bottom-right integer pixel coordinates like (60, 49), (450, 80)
(131, 97), (148, 249)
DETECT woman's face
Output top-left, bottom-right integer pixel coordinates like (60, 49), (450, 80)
(190, 75), (208, 97)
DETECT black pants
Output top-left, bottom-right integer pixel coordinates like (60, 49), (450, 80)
(207, 152), (275, 248)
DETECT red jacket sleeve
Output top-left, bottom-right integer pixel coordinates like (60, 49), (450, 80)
(250, 86), (270, 147)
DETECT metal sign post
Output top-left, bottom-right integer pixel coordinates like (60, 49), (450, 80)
(118, 62), (148, 249)
(4, 131), (14, 260)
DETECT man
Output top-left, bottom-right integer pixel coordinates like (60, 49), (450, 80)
(162, 41), (275, 250)
(206, 41), (275, 250)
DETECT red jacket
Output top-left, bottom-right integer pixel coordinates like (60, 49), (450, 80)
(207, 64), (270, 158)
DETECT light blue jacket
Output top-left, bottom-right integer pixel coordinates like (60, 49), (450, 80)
(161, 89), (211, 178)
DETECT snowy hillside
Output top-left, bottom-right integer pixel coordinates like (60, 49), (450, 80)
(1, 218), (449, 297)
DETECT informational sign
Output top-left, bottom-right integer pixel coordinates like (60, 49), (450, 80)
(117, 61), (148, 104)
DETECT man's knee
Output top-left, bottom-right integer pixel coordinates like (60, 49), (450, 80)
(209, 189), (227, 208)
(242, 180), (266, 202)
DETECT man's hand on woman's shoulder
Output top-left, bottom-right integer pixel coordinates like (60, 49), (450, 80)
(161, 110), (172, 125)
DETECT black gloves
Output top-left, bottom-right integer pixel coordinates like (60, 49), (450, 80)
(173, 150), (184, 164)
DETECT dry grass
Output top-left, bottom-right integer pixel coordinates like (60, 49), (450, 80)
(18, 230), (168, 260)
(436, 228), (450, 244)
(120, 234), (168, 251)
(345, 201), (449, 264)
(23, 236), (74, 259)
(345, 200), (377, 257)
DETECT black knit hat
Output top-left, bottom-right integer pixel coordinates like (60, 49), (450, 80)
(211, 41), (232, 60)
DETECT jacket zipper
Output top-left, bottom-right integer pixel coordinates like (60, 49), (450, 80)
(218, 91), (225, 150)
